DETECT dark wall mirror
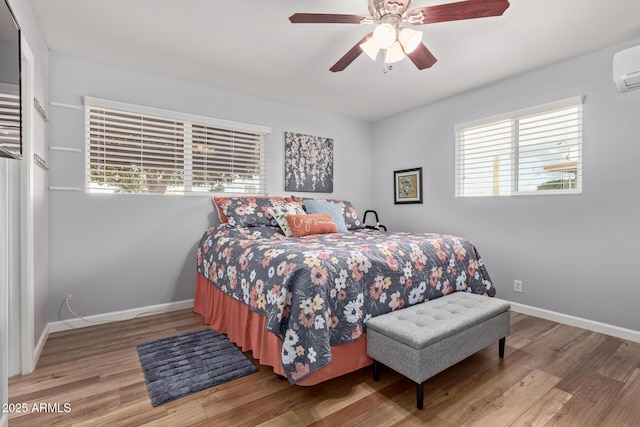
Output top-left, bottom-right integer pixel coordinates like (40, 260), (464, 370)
(0, 0), (22, 159)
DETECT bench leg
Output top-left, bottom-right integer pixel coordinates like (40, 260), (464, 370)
(499, 337), (505, 358)
(417, 382), (424, 410)
(373, 360), (380, 381)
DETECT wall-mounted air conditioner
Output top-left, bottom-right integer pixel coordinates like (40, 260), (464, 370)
(613, 44), (640, 92)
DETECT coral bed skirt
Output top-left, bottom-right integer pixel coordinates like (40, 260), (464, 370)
(194, 272), (372, 385)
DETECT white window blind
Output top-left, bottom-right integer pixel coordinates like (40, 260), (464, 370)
(191, 124), (265, 194)
(455, 96), (583, 197)
(85, 97), (269, 195)
(0, 84), (20, 156)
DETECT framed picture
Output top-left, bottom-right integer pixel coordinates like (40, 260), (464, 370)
(394, 167), (423, 204)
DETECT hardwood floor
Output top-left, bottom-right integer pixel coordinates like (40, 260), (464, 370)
(8, 309), (640, 426)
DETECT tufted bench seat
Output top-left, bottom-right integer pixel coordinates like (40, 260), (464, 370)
(366, 292), (510, 409)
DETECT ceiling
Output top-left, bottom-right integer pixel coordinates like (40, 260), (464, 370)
(29, 0), (640, 122)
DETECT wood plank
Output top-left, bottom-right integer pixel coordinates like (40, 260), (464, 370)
(552, 335), (622, 393)
(255, 410), (306, 427)
(118, 382), (151, 406)
(518, 323), (588, 359)
(139, 400), (208, 427)
(305, 378), (420, 427)
(459, 369), (562, 426)
(510, 387), (573, 427)
(291, 367), (405, 424)
(435, 349), (545, 425)
(507, 314), (559, 350)
(71, 399), (167, 427)
(11, 368), (146, 412)
(394, 412), (453, 427)
(597, 368), (640, 426)
(545, 373), (623, 426)
(9, 376), (102, 404)
(9, 348), (140, 390)
(598, 341), (640, 382)
(532, 329), (607, 378)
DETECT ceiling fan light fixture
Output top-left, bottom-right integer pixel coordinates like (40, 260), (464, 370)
(360, 37), (380, 60)
(399, 28), (422, 54)
(384, 41), (406, 64)
(373, 23), (396, 49)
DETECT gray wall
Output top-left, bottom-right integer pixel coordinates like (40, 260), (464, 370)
(47, 52), (374, 321)
(372, 38), (640, 332)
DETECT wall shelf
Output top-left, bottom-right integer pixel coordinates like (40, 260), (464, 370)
(49, 101), (81, 110)
(49, 146), (82, 153)
(48, 187), (82, 192)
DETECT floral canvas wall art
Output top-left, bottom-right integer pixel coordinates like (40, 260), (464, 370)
(284, 131), (334, 193)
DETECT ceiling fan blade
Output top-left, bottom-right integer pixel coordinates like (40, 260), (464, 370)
(330, 33), (373, 73)
(407, 0), (509, 25)
(407, 43), (438, 70)
(289, 13), (372, 24)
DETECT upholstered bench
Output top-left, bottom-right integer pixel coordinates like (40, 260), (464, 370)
(366, 292), (510, 409)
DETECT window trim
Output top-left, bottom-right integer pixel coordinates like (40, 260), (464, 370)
(83, 96), (271, 196)
(454, 96), (584, 198)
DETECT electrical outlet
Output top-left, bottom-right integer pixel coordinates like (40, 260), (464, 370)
(65, 293), (73, 301)
(514, 280), (523, 293)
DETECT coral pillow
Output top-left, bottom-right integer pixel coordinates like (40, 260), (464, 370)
(285, 214), (338, 237)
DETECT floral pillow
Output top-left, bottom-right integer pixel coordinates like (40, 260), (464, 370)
(267, 202), (306, 237)
(214, 196), (289, 228)
(291, 196), (365, 230)
(285, 214), (338, 237)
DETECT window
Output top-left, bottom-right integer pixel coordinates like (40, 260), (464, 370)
(84, 97), (270, 195)
(0, 83), (20, 157)
(455, 96), (583, 197)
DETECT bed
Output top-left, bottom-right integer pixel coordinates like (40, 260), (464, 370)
(194, 196), (495, 385)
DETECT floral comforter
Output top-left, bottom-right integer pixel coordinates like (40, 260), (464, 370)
(196, 225), (495, 384)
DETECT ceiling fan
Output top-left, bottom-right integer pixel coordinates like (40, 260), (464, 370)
(289, 0), (510, 72)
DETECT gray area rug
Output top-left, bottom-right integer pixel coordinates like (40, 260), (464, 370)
(137, 328), (257, 406)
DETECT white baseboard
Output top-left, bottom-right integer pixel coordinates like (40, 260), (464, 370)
(48, 299), (195, 333)
(26, 323), (50, 375)
(501, 299), (640, 343)
(1, 412), (7, 427)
